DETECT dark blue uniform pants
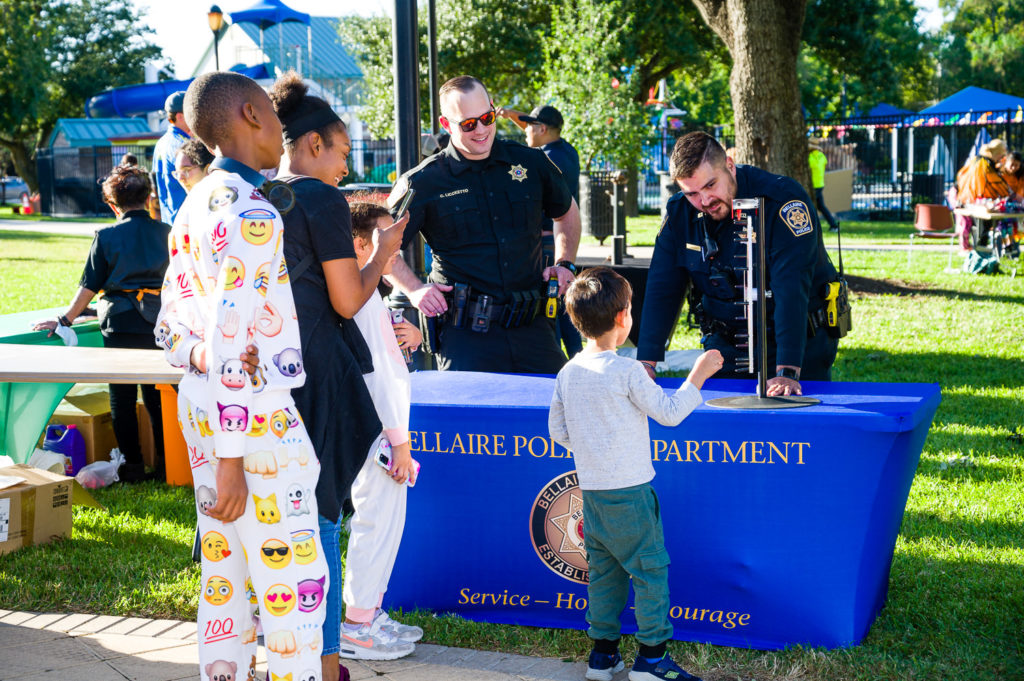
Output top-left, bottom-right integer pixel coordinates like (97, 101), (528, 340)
(704, 324), (839, 381)
(435, 313), (567, 374)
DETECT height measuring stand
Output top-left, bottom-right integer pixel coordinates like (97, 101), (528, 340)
(707, 198), (819, 409)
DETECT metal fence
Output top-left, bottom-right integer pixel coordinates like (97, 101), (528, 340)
(37, 145), (154, 217)
(807, 110), (1024, 219)
(36, 110), (1024, 220)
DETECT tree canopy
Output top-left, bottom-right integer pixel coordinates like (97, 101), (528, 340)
(0, 0), (161, 192)
(339, 0), (551, 140)
(938, 0), (1024, 98)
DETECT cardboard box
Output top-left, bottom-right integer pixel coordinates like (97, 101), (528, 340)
(0, 464), (73, 555)
(49, 385), (117, 465)
(137, 400), (155, 468)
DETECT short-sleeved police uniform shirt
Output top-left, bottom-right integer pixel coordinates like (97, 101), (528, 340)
(398, 139), (573, 304)
(540, 138), (580, 233)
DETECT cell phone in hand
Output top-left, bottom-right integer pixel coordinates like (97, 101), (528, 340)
(373, 438), (420, 486)
(390, 187), (416, 218)
(390, 309), (412, 363)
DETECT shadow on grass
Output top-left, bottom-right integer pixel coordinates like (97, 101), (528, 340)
(898, 510), (1024, 552)
(846, 273), (1024, 305)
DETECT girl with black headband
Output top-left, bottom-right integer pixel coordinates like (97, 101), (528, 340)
(266, 72), (413, 680)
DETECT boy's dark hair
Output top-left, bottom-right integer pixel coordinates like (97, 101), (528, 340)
(101, 165), (151, 208)
(180, 138), (215, 169)
(184, 71), (266, 151)
(669, 131), (727, 179)
(349, 197), (391, 242)
(268, 71), (347, 152)
(565, 266), (632, 340)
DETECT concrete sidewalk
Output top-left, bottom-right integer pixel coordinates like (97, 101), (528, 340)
(0, 218), (103, 237)
(0, 610), (590, 681)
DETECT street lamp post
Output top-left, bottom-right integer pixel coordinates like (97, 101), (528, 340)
(208, 5), (224, 71)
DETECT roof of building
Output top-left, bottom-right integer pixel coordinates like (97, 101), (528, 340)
(235, 16), (362, 81)
(47, 118), (151, 148)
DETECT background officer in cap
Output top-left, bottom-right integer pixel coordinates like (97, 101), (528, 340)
(386, 75), (581, 374)
(498, 103), (583, 356)
(637, 132), (839, 396)
(152, 90), (191, 223)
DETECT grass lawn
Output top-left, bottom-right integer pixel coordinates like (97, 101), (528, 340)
(578, 215), (916, 248)
(1, 229), (1022, 680)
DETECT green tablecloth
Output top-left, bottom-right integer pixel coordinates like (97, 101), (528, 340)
(0, 308), (103, 463)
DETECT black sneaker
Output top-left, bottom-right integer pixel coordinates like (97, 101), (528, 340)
(119, 463), (153, 483)
(587, 649), (625, 680)
(628, 653), (702, 681)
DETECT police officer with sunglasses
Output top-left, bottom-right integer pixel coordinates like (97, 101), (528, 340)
(386, 75), (581, 374)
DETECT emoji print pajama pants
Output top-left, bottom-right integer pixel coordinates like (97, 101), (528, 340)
(180, 389), (328, 681)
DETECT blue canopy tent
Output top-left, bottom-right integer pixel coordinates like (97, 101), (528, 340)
(918, 86), (1024, 117)
(868, 103), (912, 118)
(230, 0), (313, 77)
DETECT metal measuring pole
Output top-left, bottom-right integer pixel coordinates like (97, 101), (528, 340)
(707, 197), (818, 409)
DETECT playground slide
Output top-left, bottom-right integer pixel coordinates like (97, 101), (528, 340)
(85, 64), (271, 119)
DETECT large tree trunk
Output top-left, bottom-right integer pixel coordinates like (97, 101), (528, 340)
(689, 0), (812, 194)
(0, 141), (39, 195)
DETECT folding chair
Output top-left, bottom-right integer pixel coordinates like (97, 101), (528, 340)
(908, 203), (956, 269)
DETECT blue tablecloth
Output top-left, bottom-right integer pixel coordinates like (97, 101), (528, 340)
(385, 372), (941, 650)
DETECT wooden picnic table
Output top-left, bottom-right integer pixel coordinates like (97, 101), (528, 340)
(0, 344), (182, 384)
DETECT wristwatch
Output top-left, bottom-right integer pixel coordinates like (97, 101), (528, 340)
(775, 367), (800, 380)
(58, 314), (72, 327)
(555, 260), (577, 275)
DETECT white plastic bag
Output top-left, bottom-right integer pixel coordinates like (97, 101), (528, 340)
(75, 449), (125, 489)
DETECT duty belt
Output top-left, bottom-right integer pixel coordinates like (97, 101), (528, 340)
(443, 283), (544, 332)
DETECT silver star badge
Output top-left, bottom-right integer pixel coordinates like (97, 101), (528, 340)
(508, 164), (528, 182)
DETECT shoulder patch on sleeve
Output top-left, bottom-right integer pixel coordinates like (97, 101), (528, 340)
(779, 200), (813, 237)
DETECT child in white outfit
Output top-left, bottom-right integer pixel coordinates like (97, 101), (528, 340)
(334, 201), (424, 661)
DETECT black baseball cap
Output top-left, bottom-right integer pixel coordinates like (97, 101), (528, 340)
(519, 105), (563, 129)
(165, 91), (186, 115)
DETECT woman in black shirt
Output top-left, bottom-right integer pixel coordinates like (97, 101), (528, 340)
(268, 72), (408, 681)
(34, 165), (169, 482)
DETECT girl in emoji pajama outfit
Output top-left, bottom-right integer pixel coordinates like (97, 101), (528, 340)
(157, 165), (328, 681)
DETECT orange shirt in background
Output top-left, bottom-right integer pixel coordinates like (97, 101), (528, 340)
(956, 156), (1010, 204)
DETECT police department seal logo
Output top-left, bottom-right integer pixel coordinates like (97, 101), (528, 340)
(508, 164), (528, 182)
(529, 471), (589, 584)
(779, 200), (813, 237)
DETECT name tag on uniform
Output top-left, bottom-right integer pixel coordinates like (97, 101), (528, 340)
(686, 243), (702, 251)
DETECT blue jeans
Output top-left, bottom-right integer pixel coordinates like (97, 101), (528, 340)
(318, 513), (344, 655)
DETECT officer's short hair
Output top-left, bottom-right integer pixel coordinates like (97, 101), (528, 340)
(184, 72), (266, 151)
(565, 267), (632, 340)
(670, 131), (727, 179)
(439, 76), (490, 113)
(349, 199), (391, 242)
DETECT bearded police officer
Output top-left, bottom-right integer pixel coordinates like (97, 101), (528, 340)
(386, 75), (581, 373)
(637, 132), (839, 396)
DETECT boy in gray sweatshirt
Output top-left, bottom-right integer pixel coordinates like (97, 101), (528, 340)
(549, 267), (722, 681)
